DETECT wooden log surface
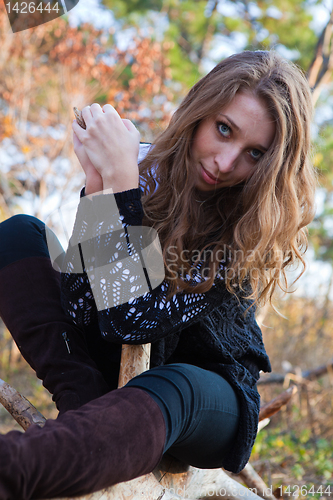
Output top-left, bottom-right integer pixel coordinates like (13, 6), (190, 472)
(237, 464), (277, 500)
(156, 466), (265, 500)
(117, 343), (151, 388)
(42, 472), (191, 500)
(43, 466), (265, 500)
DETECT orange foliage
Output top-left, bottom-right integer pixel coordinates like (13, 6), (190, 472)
(0, 5), (175, 215)
(108, 37), (173, 134)
(0, 115), (15, 139)
(0, 5), (173, 142)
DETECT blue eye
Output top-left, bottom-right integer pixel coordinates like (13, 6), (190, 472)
(217, 122), (231, 138)
(250, 149), (263, 161)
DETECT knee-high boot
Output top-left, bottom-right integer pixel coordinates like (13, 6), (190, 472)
(0, 256), (110, 414)
(0, 387), (166, 500)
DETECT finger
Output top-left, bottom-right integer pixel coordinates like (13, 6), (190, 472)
(90, 102), (104, 118)
(72, 119), (86, 141)
(103, 104), (123, 126)
(72, 129), (81, 146)
(122, 118), (140, 135)
(81, 105), (93, 126)
(102, 103), (118, 115)
(72, 124), (80, 138)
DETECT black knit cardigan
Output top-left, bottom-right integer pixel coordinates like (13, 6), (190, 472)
(60, 176), (271, 475)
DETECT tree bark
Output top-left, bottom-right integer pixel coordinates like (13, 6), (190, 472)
(0, 378), (46, 430)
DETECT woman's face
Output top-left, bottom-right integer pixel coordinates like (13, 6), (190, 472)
(192, 91), (276, 191)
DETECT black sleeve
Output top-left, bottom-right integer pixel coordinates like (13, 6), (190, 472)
(60, 188), (227, 344)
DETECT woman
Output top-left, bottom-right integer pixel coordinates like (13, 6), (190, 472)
(0, 50), (315, 499)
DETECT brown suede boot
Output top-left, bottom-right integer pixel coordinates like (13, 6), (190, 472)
(0, 387), (166, 500)
(0, 256), (110, 414)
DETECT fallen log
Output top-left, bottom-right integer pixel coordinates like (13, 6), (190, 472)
(45, 466), (265, 500)
(157, 466), (266, 500)
(42, 472), (192, 500)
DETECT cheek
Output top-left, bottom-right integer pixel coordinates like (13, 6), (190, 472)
(236, 161), (254, 181)
(192, 138), (202, 159)
(242, 165), (256, 180)
(192, 122), (214, 158)
(193, 136), (209, 158)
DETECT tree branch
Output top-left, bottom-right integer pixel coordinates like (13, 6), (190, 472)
(258, 359), (333, 385)
(0, 378), (46, 430)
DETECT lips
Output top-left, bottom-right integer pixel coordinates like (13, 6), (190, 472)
(200, 164), (223, 185)
(204, 167), (218, 181)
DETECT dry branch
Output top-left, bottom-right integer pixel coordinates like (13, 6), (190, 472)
(258, 386), (298, 421)
(73, 107), (86, 129)
(257, 359), (333, 385)
(0, 378), (46, 430)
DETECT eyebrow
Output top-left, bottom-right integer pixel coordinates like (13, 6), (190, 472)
(217, 113), (269, 152)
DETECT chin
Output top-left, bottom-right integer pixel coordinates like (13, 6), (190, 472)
(195, 184), (224, 194)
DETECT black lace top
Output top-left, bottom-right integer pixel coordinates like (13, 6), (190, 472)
(60, 148), (271, 474)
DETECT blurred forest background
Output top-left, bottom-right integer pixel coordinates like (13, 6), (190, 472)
(0, 0), (333, 497)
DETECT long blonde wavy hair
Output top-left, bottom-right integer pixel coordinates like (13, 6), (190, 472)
(139, 50), (316, 306)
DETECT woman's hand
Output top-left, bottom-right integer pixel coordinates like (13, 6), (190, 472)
(73, 128), (103, 196)
(72, 103), (140, 193)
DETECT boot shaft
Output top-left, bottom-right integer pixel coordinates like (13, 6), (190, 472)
(0, 256), (110, 413)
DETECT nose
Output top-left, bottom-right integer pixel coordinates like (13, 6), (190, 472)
(214, 148), (237, 173)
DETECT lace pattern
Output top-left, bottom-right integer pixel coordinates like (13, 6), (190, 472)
(61, 188), (227, 344)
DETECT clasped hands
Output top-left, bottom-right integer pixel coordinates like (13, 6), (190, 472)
(72, 103), (140, 195)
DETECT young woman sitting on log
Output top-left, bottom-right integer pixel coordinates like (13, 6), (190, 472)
(0, 50), (316, 499)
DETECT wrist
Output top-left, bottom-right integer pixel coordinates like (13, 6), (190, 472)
(102, 172), (139, 193)
(85, 174), (103, 196)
